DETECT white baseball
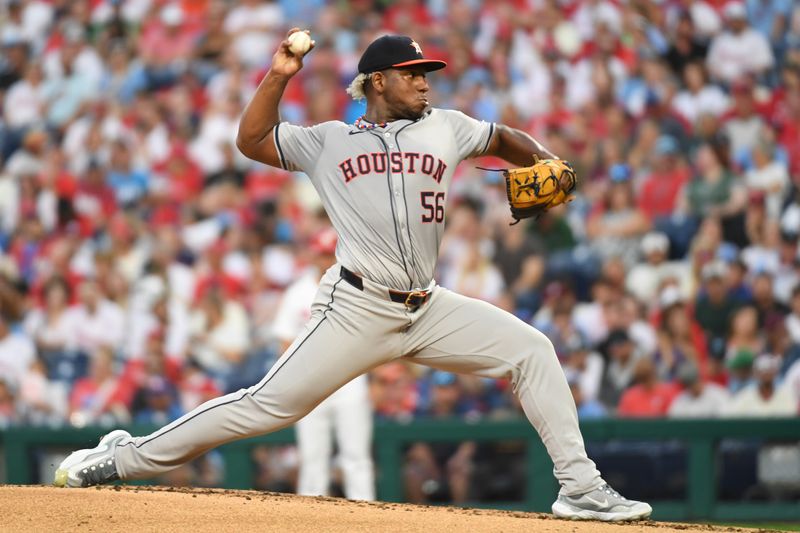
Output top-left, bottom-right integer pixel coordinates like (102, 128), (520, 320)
(288, 31), (312, 56)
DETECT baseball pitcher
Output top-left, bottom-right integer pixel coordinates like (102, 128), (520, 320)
(56, 30), (651, 522)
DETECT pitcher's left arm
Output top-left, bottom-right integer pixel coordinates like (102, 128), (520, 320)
(483, 124), (558, 166)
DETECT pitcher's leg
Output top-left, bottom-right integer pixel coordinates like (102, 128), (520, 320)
(333, 375), (375, 500)
(296, 400), (334, 496)
(115, 287), (399, 480)
(405, 288), (602, 496)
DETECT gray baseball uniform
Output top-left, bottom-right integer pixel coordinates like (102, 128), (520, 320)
(113, 108), (603, 497)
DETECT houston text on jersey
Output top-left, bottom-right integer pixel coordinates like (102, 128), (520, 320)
(337, 152), (447, 183)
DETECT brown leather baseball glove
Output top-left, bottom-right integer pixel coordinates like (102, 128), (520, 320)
(503, 156), (577, 224)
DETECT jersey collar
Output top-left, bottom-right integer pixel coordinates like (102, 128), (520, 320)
(349, 108), (433, 134)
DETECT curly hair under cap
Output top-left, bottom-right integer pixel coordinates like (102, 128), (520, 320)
(346, 72), (374, 101)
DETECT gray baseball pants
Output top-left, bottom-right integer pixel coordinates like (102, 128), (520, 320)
(115, 264), (602, 496)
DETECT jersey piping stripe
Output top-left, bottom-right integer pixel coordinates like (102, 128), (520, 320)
(393, 121), (420, 291)
(274, 122), (288, 170)
(251, 276), (343, 396)
(369, 131), (413, 289)
(481, 123), (495, 155)
(120, 278), (344, 451)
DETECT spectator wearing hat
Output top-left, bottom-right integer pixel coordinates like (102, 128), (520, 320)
(617, 358), (680, 417)
(562, 333), (605, 406)
(724, 354), (797, 416)
(707, 1), (775, 85)
(668, 362), (730, 418)
(406, 371), (475, 505)
(626, 232), (691, 306)
(599, 328), (648, 408)
(694, 260), (740, 340)
(586, 172), (651, 269)
(132, 375), (183, 426)
(726, 347), (757, 394)
(637, 135), (692, 226)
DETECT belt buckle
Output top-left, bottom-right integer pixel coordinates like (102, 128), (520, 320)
(404, 290), (428, 308)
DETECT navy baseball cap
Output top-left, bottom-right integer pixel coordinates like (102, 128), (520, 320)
(358, 35), (447, 74)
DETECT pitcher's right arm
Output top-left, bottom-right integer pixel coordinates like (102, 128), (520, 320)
(236, 29), (314, 167)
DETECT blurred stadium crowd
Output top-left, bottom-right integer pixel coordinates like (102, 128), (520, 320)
(0, 0), (799, 445)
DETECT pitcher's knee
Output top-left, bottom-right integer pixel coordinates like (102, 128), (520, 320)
(247, 386), (318, 427)
(516, 328), (560, 375)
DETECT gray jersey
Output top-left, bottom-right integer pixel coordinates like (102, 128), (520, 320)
(274, 108), (495, 290)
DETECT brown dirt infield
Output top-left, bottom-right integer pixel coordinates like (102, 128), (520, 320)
(0, 485), (772, 532)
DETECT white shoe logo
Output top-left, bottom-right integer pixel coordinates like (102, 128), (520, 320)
(585, 495), (608, 508)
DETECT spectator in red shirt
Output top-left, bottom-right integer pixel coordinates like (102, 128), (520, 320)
(69, 346), (129, 427)
(369, 362), (418, 422)
(638, 135), (691, 221)
(73, 160), (117, 236)
(138, 4), (198, 90)
(617, 358), (680, 417)
(193, 240), (246, 303)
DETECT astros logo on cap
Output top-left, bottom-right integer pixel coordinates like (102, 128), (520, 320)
(410, 40), (422, 56)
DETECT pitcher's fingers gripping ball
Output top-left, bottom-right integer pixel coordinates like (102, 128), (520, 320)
(288, 30), (314, 56)
(503, 155), (577, 224)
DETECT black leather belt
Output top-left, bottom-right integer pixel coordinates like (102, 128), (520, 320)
(340, 266), (431, 309)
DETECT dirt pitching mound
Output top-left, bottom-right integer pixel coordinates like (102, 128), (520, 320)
(0, 485), (765, 532)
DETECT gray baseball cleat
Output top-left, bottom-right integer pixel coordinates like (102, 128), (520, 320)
(54, 429), (130, 488)
(552, 483), (652, 521)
